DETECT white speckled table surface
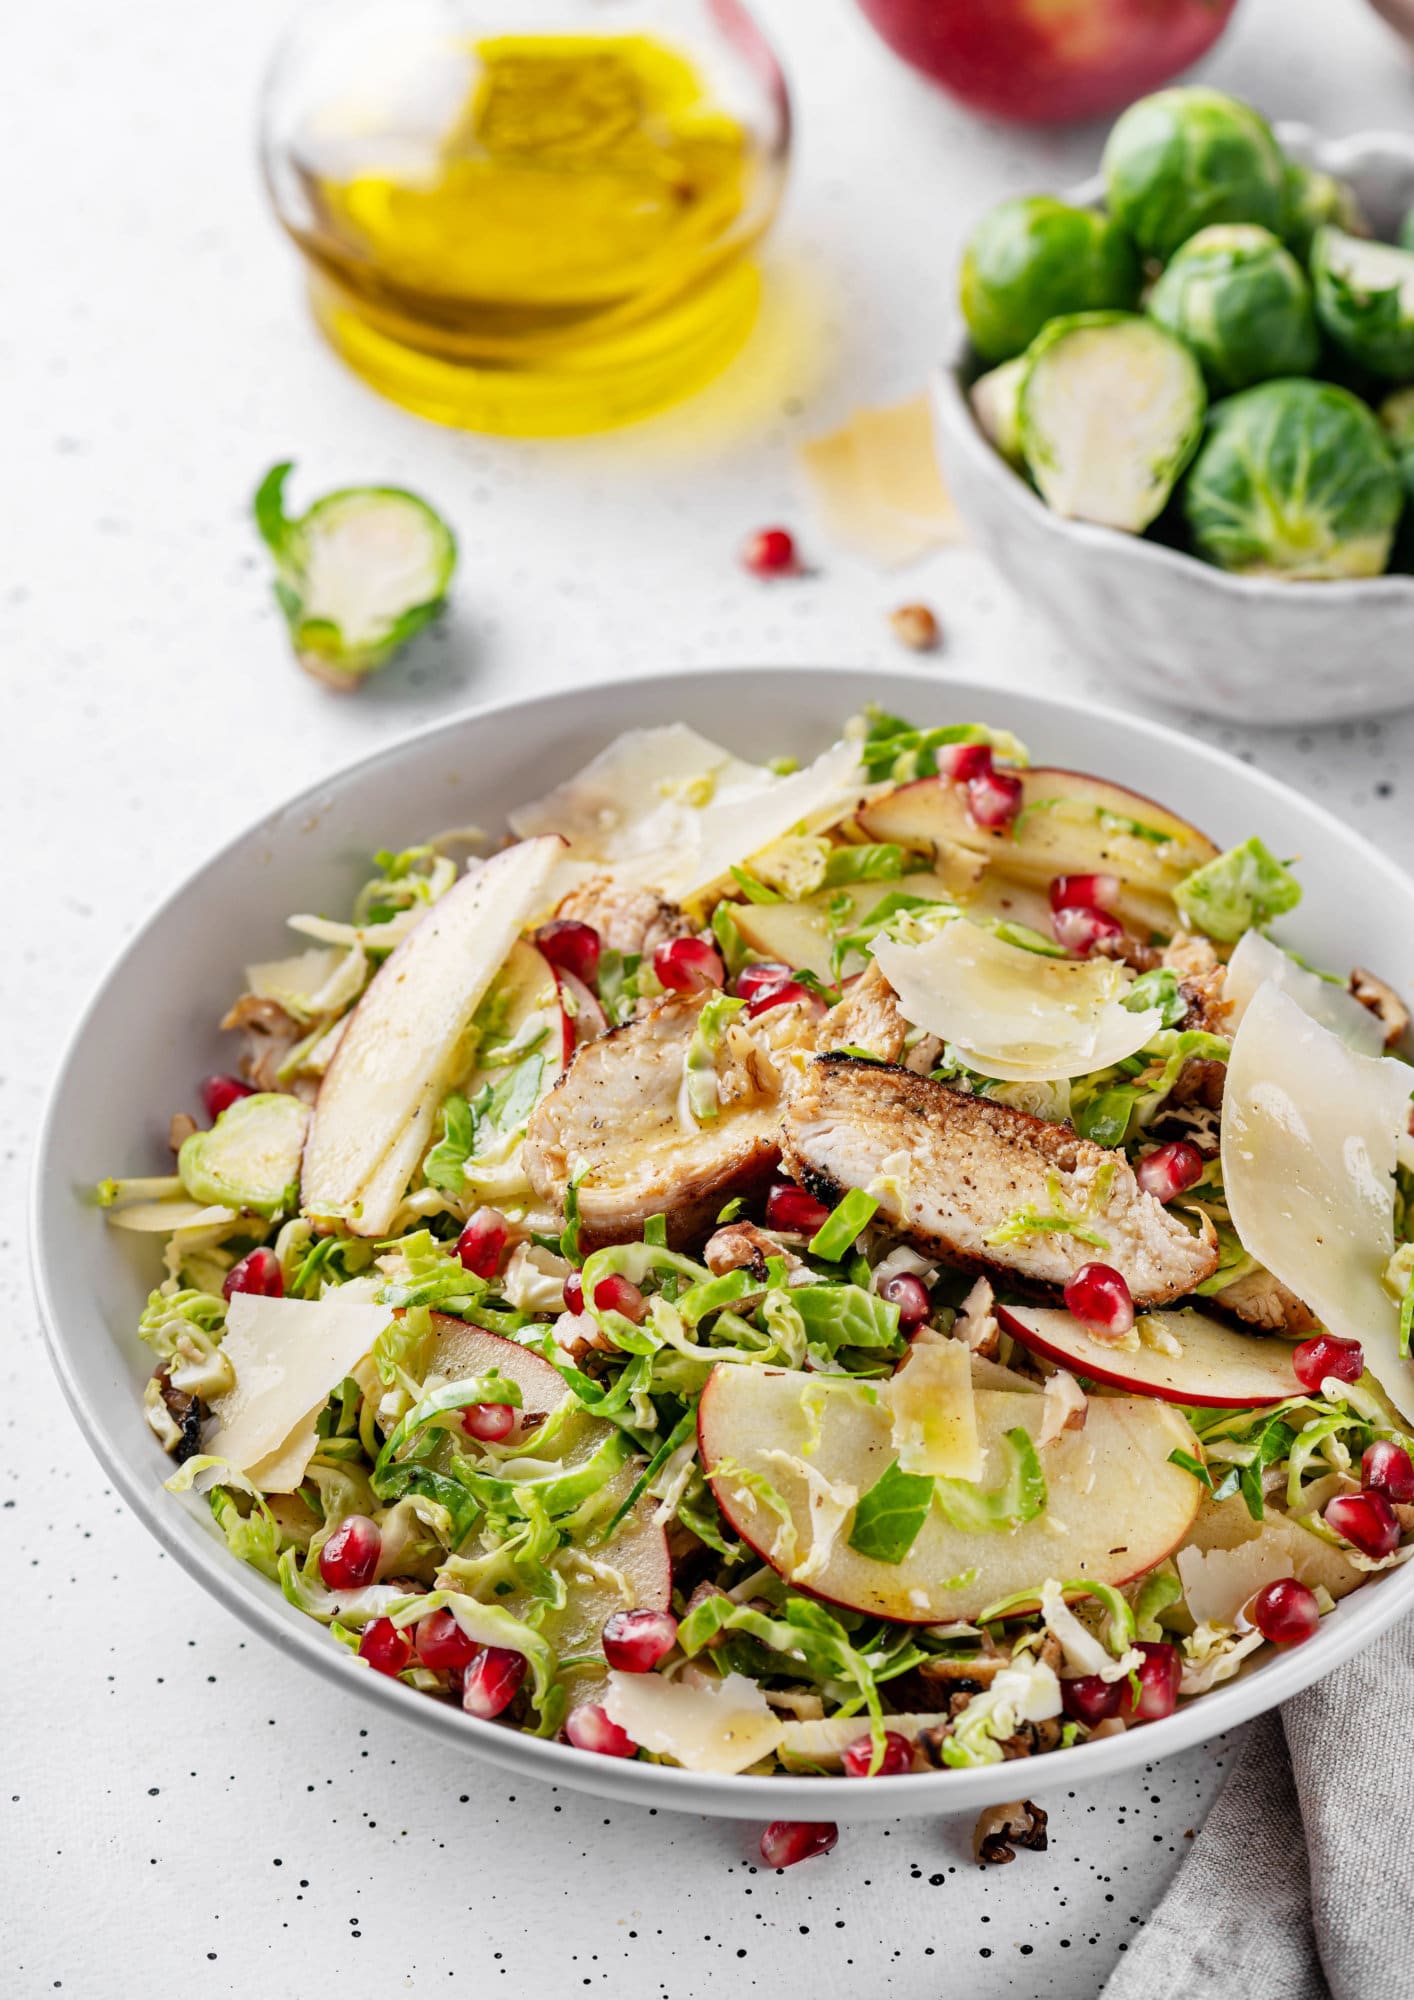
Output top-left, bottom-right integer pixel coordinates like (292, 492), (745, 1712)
(6, 0), (1414, 1992)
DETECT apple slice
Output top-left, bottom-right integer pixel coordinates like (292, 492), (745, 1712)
(301, 836), (562, 1237)
(464, 936), (573, 1086)
(859, 769), (1219, 933)
(996, 1304), (1301, 1407)
(729, 869), (969, 982)
(698, 1363), (1200, 1624)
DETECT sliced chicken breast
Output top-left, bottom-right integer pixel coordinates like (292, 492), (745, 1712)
(554, 874), (689, 960)
(816, 961), (909, 1062)
(781, 1055), (1218, 1305)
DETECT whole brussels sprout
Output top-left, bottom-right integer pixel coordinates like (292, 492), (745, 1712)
(959, 197), (1140, 364)
(1184, 378), (1403, 579)
(1311, 227), (1414, 382)
(1103, 88), (1286, 263)
(1283, 161), (1368, 263)
(1147, 225), (1318, 393)
(1019, 312), (1206, 532)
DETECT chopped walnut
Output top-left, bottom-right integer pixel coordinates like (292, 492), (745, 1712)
(1213, 1267), (1317, 1335)
(1350, 967), (1410, 1048)
(955, 1277), (999, 1358)
(220, 993), (304, 1091)
(1088, 1716), (1127, 1741)
(703, 1220), (801, 1281)
(1170, 1057), (1226, 1112)
(918, 1654), (1006, 1697)
(169, 1111), (198, 1151)
(972, 1799), (1049, 1865)
(888, 602), (941, 653)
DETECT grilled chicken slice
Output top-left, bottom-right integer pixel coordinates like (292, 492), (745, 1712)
(781, 1055), (1218, 1305)
(525, 992), (811, 1250)
(817, 961), (909, 1062)
(553, 874), (689, 960)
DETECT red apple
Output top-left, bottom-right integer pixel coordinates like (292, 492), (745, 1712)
(853, 0), (1240, 127)
(996, 1303), (1301, 1407)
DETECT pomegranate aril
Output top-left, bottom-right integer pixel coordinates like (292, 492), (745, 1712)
(966, 767), (1024, 831)
(1050, 873), (1120, 914)
(358, 1617), (412, 1677)
(879, 1272), (931, 1331)
(1362, 1438), (1414, 1505)
(594, 1274), (648, 1323)
(745, 978), (823, 1019)
(841, 1730), (912, 1778)
(1292, 1332), (1364, 1393)
(319, 1513), (382, 1590)
(564, 1703), (637, 1757)
(461, 1401), (516, 1443)
(765, 1182), (833, 1235)
(563, 1271), (585, 1314)
(201, 1073), (254, 1122)
(741, 526), (798, 577)
(1061, 1673), (1123, 1728)
(938, 742), (994, 782)
(1325, 1490), (1400, 1559)
(760, 1820), (839, 1868)
(602, 1608), (679, 1673)
(1249, 1577), (1320, 1646)
(1136, 1141), (1205, 1203)
(1116, 1641), (1181, 1725)
(653, 935), (726, 994)
(456, 1207), (510, 1280)
(1052, 904), (1126, 956)
(736, 961), (794, 1002)
(462, 1646), (526, 1719)
(534, 919), (601, 987)
(415, 1607), (478, 1673)
(222, 1246), (284, 1301)
(1063, 1262), (1135, 1342)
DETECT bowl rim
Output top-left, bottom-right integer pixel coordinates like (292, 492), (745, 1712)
(936, 119), (1414, 607)
(30, 663), (1414, 1818)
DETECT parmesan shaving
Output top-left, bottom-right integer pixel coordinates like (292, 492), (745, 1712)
(602, 1669), (783, 1775)
(1225, 931), (1383, 1054)
(207, 1294), (391, 1489)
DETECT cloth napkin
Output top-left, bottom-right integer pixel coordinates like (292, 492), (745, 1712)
(1101, 1611), (1414, 2000)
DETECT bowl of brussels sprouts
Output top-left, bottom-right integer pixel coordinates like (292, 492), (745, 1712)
(934, 89), (1414, 725)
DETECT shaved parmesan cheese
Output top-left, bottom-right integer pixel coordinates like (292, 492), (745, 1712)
(799, 393), (962, 568)
(244, 944), (367, 1024)
(1222, 982), (1414, 1420)
(1037, 1370), (1087, 1449)
(872, 923), (1162, 1082)
(1177, 1530), (1300, 1629)
(602, 1669), (783, 1775)
(1225, 931), (1383, 1055)
(207, 1293), (390, 1489)
(889, 1337), (982, 1480)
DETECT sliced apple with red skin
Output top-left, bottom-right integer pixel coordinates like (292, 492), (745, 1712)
(427, 1315), (671, 1667)
(698, 1363), (1200, 1625)
(301, 836), (563, 1237)
(859, 770), (1219, 935)
(996, 1305), (1301, 1408)
(729, 868), (972, 982)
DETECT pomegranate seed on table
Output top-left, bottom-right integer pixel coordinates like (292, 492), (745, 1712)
(1052, 904), (1126, 956)
(201, 1073), (254, 1122)
(765, 1182), (833, 1235)
(461, 1401), (516, 1443)
(1116, 1641), (1181, 1724)
(938, 742), (994, 782)
(745, 978), (824, 1020)
(879, 1272), (931, 1330)
(594, 1274), (648, 1323)
(1362, 1439), (1414, 1504)
(534, 919), (601, 987)
(416, 1608), (478, 1673)
(1064, 1262), (1135, 1342)
(1249, 1578), (1320, 1646)
(1050, 873), (1120, 913)
(462, 1646), (527, 1719)
(735, 961), (794, 1003)
(358, 1618), (413, 1677)
(564, 1703), (638, 1757)
(760, 1821), (839, 1868)
(319, 1514), (383, 1590)
(653, 935), (726, 993)
(1061, 1674), (1123, 1727)
(456, 1207), (510, 1279)
(841, 1730), (912, 1778)
(602, 1608), (679, 1673)
(1292, 1333), (1364, 1393)
(1136, 1141), (1205, 1203)
(741, 526), (799, 576)
(1325, 1490), (1400, 1559)
(563, 1270), (585, 1313)
(966, 766), (1024, 831)
(222, 1246), (284, 1301)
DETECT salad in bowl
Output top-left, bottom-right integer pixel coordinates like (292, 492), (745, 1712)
(96, 705), (1414, 1788)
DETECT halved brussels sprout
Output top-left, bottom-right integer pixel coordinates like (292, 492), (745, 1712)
(1184, 379), (1403, 580)
(968, 357), (1026, 465)
(1283, 161), (1368, 264)
(1147, 225), (1318, 393)
(1311, 227), (1414, 383)
(178, 1092), (310, 1218)
(1018, 313), (1206, 532)
(1103, 88), (1287, 263)
(959, 197), (1140, 365)
(1380, 387), (1414, 567)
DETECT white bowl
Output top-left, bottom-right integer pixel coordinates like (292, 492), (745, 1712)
(30, 665), (1414, 1820)
(933, 125), (1414, 727)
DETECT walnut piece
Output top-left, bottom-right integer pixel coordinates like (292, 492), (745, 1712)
(972, 1799), (1049, 1865)
(1350, 967), (1410, 1048)
(888, 603), (941, 652)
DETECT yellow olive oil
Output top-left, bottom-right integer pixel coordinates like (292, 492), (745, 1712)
(289, 34), (779, 433)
